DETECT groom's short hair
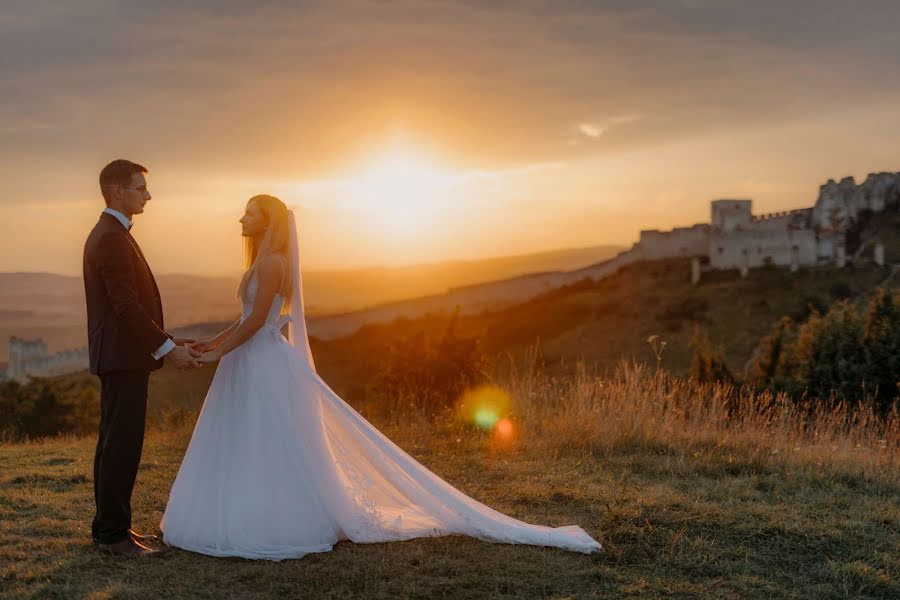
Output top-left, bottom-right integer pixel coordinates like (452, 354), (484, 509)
(99, 159), (148, 206)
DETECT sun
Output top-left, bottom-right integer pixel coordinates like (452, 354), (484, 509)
(348, 150), (450, 235)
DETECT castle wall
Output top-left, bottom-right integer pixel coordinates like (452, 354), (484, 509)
(6, 337), (89, 382)
(749, 208), (811, 232)
(709, 229), (820, 270)
(638, 224), (710, 259)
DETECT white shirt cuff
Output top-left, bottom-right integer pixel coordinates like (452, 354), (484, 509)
(152, 338), (176, 360)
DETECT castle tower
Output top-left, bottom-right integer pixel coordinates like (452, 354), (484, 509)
(711, 199), (752, 232)
(8, 337), (48, 380)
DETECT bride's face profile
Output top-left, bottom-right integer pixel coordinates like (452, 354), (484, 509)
(240, 200), (267, 238)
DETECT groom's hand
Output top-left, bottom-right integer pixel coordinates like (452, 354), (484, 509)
(173, 337), (196, 347)
(168, 345), (202, 371)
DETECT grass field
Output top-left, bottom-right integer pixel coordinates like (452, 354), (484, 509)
(2, 365), (898, 599)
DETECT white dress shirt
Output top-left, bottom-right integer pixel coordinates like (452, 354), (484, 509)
(102, 208), (175, 360)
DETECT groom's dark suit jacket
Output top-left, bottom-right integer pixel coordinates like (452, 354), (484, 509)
(83, 212), (171, 375)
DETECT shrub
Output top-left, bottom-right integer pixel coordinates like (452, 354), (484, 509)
(829, 281), (854, 300)
(368, 309), (489, 419)
(794, 301), (867, 403)
(751, 288), (900, 414)
(689, 327), (734, 384)
(788, 294), (828, 322)
(0, 378), (98, 440)
(749, 316), (798, 393)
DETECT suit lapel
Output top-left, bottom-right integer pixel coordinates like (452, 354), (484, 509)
(125, 230), (163, 315)
(100, 213), (164, 324)
(100, 212), (146, 266)
(101, 213), (163, 328)
(124, 229), (149, 269)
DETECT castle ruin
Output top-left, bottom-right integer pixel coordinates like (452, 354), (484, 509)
(2, 337), (89, 383)
(633, 171), (900, 275)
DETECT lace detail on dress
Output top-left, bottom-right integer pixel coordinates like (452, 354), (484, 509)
(326, 431), (396, 540)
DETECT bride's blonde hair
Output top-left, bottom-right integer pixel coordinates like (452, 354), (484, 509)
(237, 194), (292, 308)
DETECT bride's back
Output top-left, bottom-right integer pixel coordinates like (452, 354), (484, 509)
(239, 256), (290, 326)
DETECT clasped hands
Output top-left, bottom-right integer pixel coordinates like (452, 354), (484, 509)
(168, 338), (222, 371)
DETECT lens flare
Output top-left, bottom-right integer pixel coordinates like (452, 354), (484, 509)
(474, 408), (499, 429)
(495, 417), (514, 439)
(458, 385), (512, 430)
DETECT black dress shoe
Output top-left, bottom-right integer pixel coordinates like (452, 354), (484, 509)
(95, 537), (164, 559)
(128, 529), (160, 544)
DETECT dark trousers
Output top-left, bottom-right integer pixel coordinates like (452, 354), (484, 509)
(91, 370), (150, 544)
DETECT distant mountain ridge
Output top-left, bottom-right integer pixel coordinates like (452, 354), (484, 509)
(0, 243), (623, 361)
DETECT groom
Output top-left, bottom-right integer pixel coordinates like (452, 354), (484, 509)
(83, 159), (201, 558)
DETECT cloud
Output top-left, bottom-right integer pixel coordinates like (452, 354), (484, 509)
(576, 113), (645, 139)
(1, 0), (899, 201)
(578, 124), (604, 138)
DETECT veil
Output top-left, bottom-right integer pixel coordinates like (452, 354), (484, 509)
(286, 210), (316, 371)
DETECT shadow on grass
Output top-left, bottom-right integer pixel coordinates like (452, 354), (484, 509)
(10, 502), (896, 600)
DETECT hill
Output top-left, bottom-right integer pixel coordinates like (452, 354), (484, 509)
(310, 259), (896, 404)
(0, 244), (622, 361)
(303, 244), (625, 313)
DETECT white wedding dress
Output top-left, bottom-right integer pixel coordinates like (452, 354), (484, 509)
(160, 212), (601, 560)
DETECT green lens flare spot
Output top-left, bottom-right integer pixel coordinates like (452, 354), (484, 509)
(474, 408), (499, 429)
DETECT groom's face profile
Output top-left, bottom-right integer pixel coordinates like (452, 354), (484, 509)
(115, 172), (152, 217)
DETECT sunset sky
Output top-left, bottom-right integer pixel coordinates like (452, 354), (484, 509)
(2, 1), (899, 275)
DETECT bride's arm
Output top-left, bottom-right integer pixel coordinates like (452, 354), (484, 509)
(199, 255), (284, 362)
(190, 319), (241, 352)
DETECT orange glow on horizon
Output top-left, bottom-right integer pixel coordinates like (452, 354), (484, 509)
(345, 149), (452, 237)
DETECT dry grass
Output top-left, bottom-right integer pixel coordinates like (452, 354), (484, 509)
(500, 359), (900, 484)
(1, 364), (898, 599)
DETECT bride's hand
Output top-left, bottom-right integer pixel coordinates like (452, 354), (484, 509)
(199, 349), (222, 364)
(188, 339), (215, 353)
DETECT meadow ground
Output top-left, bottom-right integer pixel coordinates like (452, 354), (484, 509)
(1, 366), (898, 599)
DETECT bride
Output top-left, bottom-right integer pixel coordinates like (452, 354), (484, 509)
(160, 194), (601, 560)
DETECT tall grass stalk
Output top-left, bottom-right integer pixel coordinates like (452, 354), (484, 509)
(499, 351), (899, 482)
